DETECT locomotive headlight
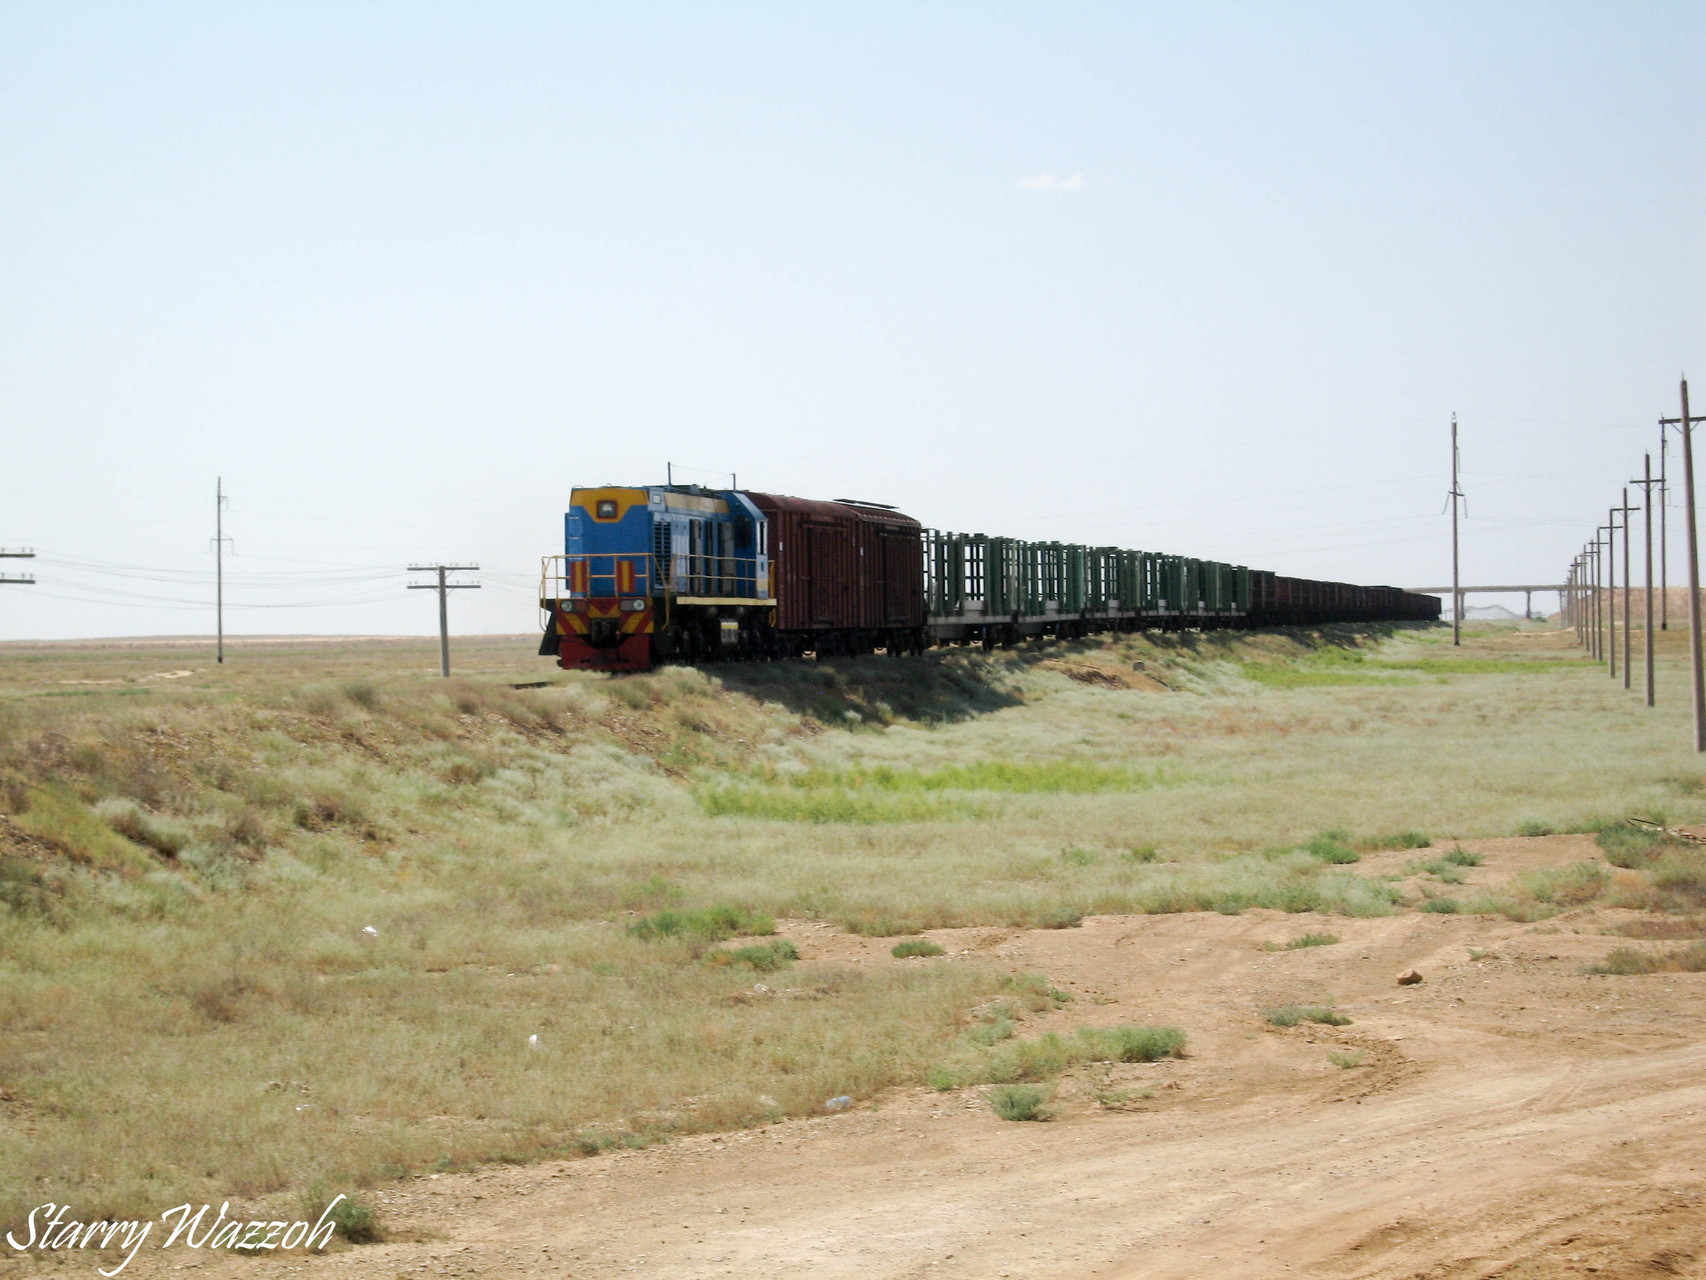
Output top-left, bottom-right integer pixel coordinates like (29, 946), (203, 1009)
(621, 598), (648, 612)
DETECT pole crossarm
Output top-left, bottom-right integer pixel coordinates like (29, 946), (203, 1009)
(1405, 583), (1567, 594)
(1, 547), (37, 584)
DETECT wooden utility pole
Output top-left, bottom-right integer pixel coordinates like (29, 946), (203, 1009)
(1634, 455), (1660, 707)
(408, 564), (481, 677)
(1449, 414), (1464, 646)
(1661, 378), (1706, 751)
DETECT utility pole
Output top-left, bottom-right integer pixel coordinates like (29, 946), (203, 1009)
(1618, 489), (1636, 690)
(1634, 455), (1660, 707)
(1596, 515), (1610, 682)
(0, 547), (35, 587)
(1661, 424), (1670, 630)
(214, 478), (232, 663)
(1449, 413), (1464, 646)
(1593, 533), (1607, 662)
(408, 564), (480, 677)
(1661, 378), (1706, 751)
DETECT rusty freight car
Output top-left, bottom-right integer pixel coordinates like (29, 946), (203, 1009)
(746, 493), (925, 655)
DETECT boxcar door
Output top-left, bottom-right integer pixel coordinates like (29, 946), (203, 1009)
(808, 523), (839, 626)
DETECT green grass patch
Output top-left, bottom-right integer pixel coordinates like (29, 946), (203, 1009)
(707, 939), (799, 972)
(627, 905), (777, 942)
(15, 784), (154, 874)
(1264, 931), (1340, 951)
(1329, 1050), (1367, 1069)
(696, 786), (980, 823)
(783, 759), (1165, 794)
(1372, 658), (1594, 675)
(1587, 943), (1706, 975)
(891, 938), (946, 958)
(1266, 1004), (1351, 1027)
(1241, 665), (1415, 689)
(1300, 831), (1360, 864)
(1420, 896), (1460, 913)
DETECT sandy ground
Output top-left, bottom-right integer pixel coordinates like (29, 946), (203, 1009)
(11, 835), (1705, 1280)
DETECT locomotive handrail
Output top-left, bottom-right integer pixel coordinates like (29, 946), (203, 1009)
(541, 551), (769, 603)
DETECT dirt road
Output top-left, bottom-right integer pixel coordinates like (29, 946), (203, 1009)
(24, 836), (1706, 1280)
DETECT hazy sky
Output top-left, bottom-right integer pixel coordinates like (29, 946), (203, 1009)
(3, 2), (1702, 639)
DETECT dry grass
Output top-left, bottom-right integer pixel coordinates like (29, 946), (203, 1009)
(3, 622), (1705, 1227)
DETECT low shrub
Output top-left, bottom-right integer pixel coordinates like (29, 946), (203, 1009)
(1587, 943), (1706, 975)
(930, 1022), (1186, 1091)
(1266, 1005), (1351, 1027)
(1595, 821), (1671, 869)
(626, 905), (776, 942)
(987, 1083), (1051, 1121)
(1380, 832), (1431, 850)
(708, 940), (799, 972)
(1421, 897), (1460, 913)
(1443, 848), (1482, 867)
(891, 938), (946, 959)
(1264, 931), (1339, 951)
(1329, 1050), (1367, 1069)
(1301, 831), (1360, 864)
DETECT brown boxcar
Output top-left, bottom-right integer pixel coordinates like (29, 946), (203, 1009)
(746, 493), (924, 640)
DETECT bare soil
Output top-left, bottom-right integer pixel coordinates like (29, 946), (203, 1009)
(33, 835), (1698, 1280)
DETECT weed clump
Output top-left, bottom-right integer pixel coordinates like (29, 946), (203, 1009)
(1265, 932), (1339, 951)
(1329, 1050), (1367, 1069)
(1300, 831), (1360, 864)
(1587, 943), (1706, 975)
(627, 905), (776, 943)
(1381, 832), (1432, 850)
(300, 1185), (383, 1245)
(891, 939), (946, 958)
(1266, 1005), (1351, 1027)
(930, 1023), (1186, 1091)
(708, 940), (799, 972)
(987, 1084), (1051, 1121)
(1420, 897), (1460, 913)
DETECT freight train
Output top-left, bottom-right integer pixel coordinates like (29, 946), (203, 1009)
(538, 485), (1441, 672)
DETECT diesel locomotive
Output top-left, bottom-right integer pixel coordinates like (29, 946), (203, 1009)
(538, 485), (1440, 672)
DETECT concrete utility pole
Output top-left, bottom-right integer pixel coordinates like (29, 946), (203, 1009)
(1449, 413), (1464, 646)
(408, 564), (481, 677)
(1613, 493), (1637, 689)
(213, 478), (232, 663)
(1661, 378), (1706, 751)
(1596, 515), (1610, 682)
(1634, 455), (1661, 707)
(1622, 490), (1634, 689)
(0, 547), (35, 587)
(1593, 533), (1607, 662)
(1661, 424), (1670, 630)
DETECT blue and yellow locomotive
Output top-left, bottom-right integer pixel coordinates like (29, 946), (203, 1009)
(539, 485), (774, 670)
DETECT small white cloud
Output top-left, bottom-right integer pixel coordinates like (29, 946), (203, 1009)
(1019, 172), (1088, 192)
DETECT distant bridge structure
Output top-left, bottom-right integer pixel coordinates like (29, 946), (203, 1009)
(1405, 584), (1569, 620)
